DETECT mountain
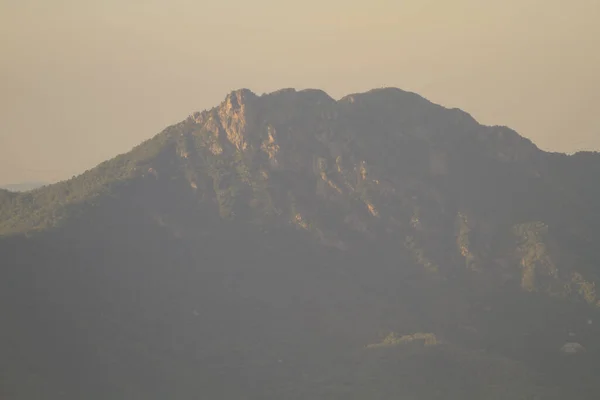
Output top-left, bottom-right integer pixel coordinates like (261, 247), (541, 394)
(0, 181), (47, 192)
(1, 87), (599, 399)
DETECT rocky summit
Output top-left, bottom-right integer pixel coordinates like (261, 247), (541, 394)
(1, 88), (599, 399)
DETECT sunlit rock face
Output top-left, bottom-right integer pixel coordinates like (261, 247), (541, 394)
(560, 342), (586, 355)
(1, 87), (600, 399)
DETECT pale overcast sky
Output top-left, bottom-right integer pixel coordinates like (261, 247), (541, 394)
(1, 0), (598, 184)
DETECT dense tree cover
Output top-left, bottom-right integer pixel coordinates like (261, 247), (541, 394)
(1, 88), (600, 399)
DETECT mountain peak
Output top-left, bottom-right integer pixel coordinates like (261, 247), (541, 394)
(3, 86), (600, 399)
(0, 87), (575, 238)
(340, 86), (424, 104)
(224, 88), (258, 107)
(261, 87), (335, 103)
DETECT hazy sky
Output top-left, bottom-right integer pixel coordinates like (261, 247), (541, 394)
(1, 0), (598, 184)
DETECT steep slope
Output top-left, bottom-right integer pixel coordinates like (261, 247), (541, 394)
(0, 182), (47, 192)
(1, 88), (599, 399)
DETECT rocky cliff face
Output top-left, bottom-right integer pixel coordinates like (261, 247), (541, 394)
(3, 88), (600, 304)
(1, 88), (600, 399)
(171, 88), (599, 305)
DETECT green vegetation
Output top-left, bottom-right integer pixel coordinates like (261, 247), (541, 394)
(2, 88), (600, 399)
(570, 272), (600, 306)
(405, 235), (439, 274)
(0, 121), (190, 234)
(513, 222), (558, 292)
(456, 212), (478, 271)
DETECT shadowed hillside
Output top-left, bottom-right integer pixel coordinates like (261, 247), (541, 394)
(1, 88), (599, 399)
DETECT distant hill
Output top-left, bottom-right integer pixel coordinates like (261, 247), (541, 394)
(1, 88), (599, 399)
(0, 181), (46, 192)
